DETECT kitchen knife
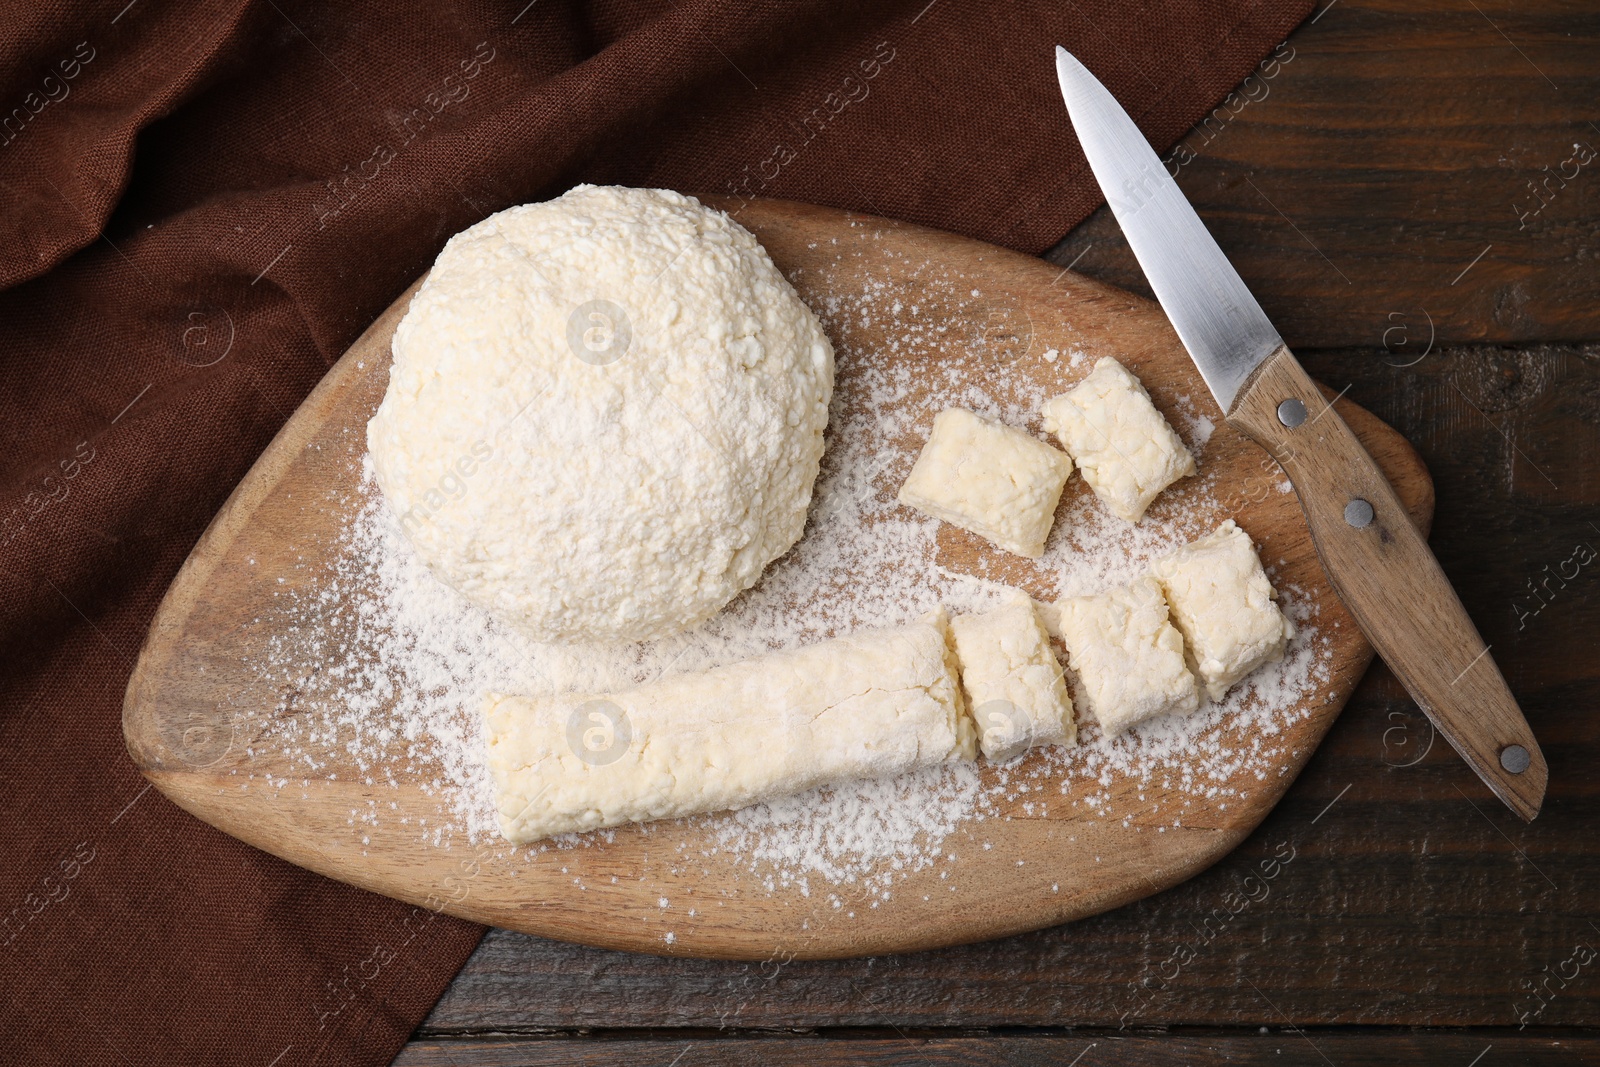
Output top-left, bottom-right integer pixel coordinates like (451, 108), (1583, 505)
(1054, 46), (1546, 820)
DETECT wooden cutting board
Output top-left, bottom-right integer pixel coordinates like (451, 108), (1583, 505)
(123, 198), (1432, 960)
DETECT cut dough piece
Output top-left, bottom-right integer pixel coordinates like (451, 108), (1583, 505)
(1041, 356), (1196, 522)
(484, 611), (975, 845)
(1052, 576), (1200, 737)
(1153, 519), (1295, 701)
(950, 596), (1075, 761)
(897, 407), (1073, 558)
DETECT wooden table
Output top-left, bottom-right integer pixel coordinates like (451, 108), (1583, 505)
(398, 1), (1600, 1061)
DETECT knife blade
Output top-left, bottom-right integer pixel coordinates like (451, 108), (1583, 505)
(1054, 46), (1546, 820)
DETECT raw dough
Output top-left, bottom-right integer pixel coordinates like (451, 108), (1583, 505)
(896, 407), (1073, 558)
(368, 185), (834, 643)
(1052, 576), (1200, 736)
(1041, 357), (1195, 523)
(950, 596), (1075, 761)
(1153, 519), (1295, 701)
(484, 611), (975, 844)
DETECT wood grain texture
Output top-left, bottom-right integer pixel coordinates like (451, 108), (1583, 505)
(1229, 345), (1545, 818)
(122, 198), (1431, 961)
(1047, 0), (1600, 349)
(395, 1033), (1597, 1067)
(418, 340), (1600, 1033)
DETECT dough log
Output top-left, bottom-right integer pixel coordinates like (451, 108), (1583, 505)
(485, 611), (975, 844)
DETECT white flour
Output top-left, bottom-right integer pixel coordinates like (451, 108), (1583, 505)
(242, 255), (1331, 907)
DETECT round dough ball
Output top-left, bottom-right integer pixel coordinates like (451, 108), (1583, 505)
(368, 186), (834, 643)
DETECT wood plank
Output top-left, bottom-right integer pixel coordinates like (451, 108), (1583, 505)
(396, 1033), (1597, 1066)
(1048, 0), (1600, 348)
(420, 338), (1600, 1029)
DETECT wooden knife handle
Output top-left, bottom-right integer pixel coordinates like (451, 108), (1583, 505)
(1228, 345), (1546, 821)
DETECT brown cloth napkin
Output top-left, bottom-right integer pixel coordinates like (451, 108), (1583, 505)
(0, 1), (1312, 1063)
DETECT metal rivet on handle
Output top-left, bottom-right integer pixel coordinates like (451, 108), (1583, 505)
(1344, 498), (1375, 528)
(1500, 744), (1531, 774)
(1277, 398), (1307, 428)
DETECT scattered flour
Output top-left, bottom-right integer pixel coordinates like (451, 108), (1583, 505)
(238, 238), (1331, 906)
